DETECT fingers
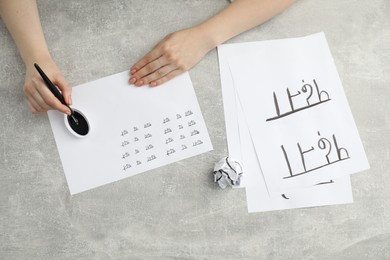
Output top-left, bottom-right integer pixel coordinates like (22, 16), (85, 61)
(35, 80), (71, 114)
(149, 69), (183, 87)
(141, 64), (176, 86)
(130, 57), (177, 87)
(25, 93), (46, 114)
(24, 76), (71, 115)
(129, 31), (196, 87)
(130, 50), (188, 87)
(130, 48), (162, 79)
(26, 100), (39, 114)
(129, 57), (164, 85)
(54, 75), (72, 105)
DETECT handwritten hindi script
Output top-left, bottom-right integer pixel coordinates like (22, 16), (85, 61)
(48, 72), (212, 194)
(228, 32), (369, 196)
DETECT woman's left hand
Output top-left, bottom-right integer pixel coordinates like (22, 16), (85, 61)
(129, 26), (213, 87)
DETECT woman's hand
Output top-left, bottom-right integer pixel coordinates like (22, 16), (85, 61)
(129, 0), (295, 88)
(129, 26), (214, 87)
(24, 57), (72, 114)
(0, 0), (73, 114)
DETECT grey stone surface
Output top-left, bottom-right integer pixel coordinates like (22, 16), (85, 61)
(1, 0), (389, 259)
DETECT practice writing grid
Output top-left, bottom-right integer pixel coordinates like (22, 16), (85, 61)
(119, 109), (205, 172)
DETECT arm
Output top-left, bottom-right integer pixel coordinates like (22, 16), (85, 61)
(0, 0), (72, 114)
(129, 0), (295, 87)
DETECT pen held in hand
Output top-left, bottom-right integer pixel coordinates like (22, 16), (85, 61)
(33, 63), (79, 125)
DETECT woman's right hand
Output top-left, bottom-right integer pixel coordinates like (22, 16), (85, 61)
(23, 56), (72, 115)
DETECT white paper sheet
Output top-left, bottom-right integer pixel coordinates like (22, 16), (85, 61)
(228, 32), (369, 196)
(239, 97), (353, 212)
(218, 45), (245, 186)
(48, 71), (213, 194)
(218, 33), (356, 212)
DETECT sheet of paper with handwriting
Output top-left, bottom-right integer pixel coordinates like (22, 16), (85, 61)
(218, 35), (353, 213)
(48, 71), (213, 194)
(239, 100), (353, 212)
(228, 32), (369, 196)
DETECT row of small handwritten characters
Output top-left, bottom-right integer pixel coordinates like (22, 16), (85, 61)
(121, 130), (200, 148)
(163, 110), (194, 124)
(164, 121), (197, 134)
(121, 145), (154, 159)
(121, 133), (152, 145)
(166, 140), (204, 155)
(122, 154), (157, 171)
(120, 110), (195, 136)
(121, 145), (153, 158)
(120, 120), (197, 138)
(122, 140), (203, 171)
(122, 139), (204, 159)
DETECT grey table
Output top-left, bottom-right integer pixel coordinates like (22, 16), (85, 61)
(1, 0), (389, 259)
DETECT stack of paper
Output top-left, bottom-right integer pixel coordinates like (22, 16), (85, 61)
(218, 33), (369, 213)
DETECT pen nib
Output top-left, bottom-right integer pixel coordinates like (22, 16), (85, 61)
(71, 114), (79, 125)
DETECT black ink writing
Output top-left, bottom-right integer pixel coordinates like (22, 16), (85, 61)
(185, 110), (193, 116)
(147, 155), (157, 162)
(193, 140), (203, 146)
(121, 130), (128, 136)
(122, 152), (130, 159)
(281, 132), (350, 179)
(166, 137), (174, 144)
(267, 79), (331, 122)
(316, 180), (334, 185)
(191, 130), (200, 136)
(123, 164), (131, 171)
(166, 148), (176, 156)
(188, 120), (196, 127)
(121, 140), (130, 147)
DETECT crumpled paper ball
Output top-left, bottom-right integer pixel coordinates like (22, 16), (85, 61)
(213, 157), (243, 189)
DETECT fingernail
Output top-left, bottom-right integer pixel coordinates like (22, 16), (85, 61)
(129, 77), (136, 84)
(66, 109), (71, 115)
(130, 68), (137, 74)
(150, 82), (157, 87)
(138, 80), (144, 86)
(68, 95), (72, 105)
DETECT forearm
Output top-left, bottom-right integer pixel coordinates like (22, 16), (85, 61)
(198, 0), (295, 48)
(0, 0), (51, 65)
(130, 0), (295, 87)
